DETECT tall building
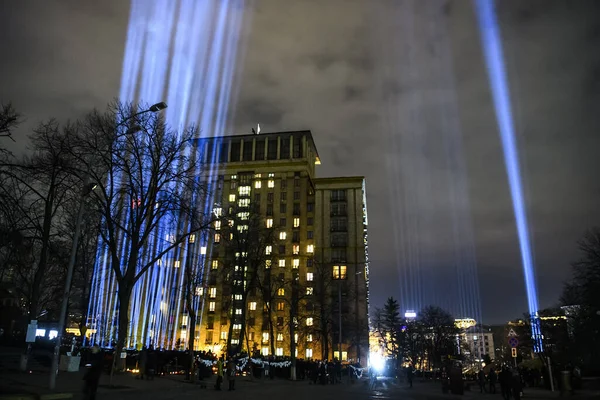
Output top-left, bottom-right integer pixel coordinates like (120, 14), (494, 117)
(88, 130), (370, 364)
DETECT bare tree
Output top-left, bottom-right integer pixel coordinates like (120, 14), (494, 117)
(312, 259), (335, 360)
(219, 200), (276, 355)
(69, 102), (214, 366)
(0, 120), (77, 321)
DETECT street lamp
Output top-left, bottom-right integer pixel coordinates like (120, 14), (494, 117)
(49, 102), (167, 390)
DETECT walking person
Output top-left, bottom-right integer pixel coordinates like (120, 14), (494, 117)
(489, 368), (498, 394)
(407, 364), (414, 388)
(227, 358), (236, 391)
(478, 369), (488, 393)
(214, 356), (224, 390)
(500, 367), (512, 400)
(83, 346), (103, 400)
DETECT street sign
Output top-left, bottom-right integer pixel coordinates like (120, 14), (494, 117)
(508, 337), (519, 348)
(507, 328), (518, 337)
(511, 348), (517, 358)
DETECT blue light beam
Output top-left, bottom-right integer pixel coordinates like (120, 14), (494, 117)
(474, 0), (542, 351)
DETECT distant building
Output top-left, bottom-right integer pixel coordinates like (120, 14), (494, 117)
(455, 319), (495, 365)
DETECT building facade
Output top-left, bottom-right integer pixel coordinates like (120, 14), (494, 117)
(88, 130), (370, 364)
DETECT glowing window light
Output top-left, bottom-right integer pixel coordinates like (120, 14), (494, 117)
(405, 311), (417, 319)
(266, 219), (273, 228)
(279, 231), (287, 240)
(268, 180), (275, 188)
(306, 348), (313, 358)
(36, 329), (46, 337)
(49, 330), (58, 340)
(276, 348), (283, 356)
(307, 244), (314, 254)
(261, 347), (269, 356)
(200, 246), (207, 255)
(208, 302), (215, 312)
(265, 246), (272, 255)
(239, 186), (251, 196)
(277, 333), (283, 341)
(211, 260), (219, 270)
(249, 302), (257, 310)
(214, 220), (221, 230)
(475, 0), (541, 351)
(293, 218), (300, 228)
(221, 332), (227, 340)
(306, 287), (313, 295)
(292, 259), (299, 269)
(229, 194), (236, 202)
(235, 309), (242, 315)
(293, 244), (299, 255)
(255, 181), (262, 189)
(213, 207), (222, 217)
(188, 234), (196, 243)
(265, 260), (271, 269)
(306, 272), (313, 281)
(306, 318), (313, 326)
(278, 259), (286, 268)
(306, 334), (313, 342)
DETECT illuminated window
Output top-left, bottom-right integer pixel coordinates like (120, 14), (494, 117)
(229, 219), (234, 227)
(209, 287), (217, 298)
(211, 260), (219, 270)
(268, 173), (275, 178)
(239, 186), (251, 196)
(238, 199), (250, 208)
(214, 220), (221, 230)
(231, 175), (237, 180)
(265, 245), (272, 255)
(200, 246), (207, 255)
(255, 173), (262, 178)
(277, 302), (285, 311)
(229, 233), (233, 240)
(237, 225), (248, 232)
(166, 233), (175, 243)
(181, 315), (189, 326)
(293, 218), (300, 228)
(306, 317), (313, 326)
(277, 288), (285, 296)
(188, 234), (196, 243)
(249, 302), (257, 310)
(306, 272), (313, 281)
(306, 334), (313, 342)
(235, 308), (242, 315)
(221, 331), (227, 340)
(255, 181), (262, 189)
(268, 180), (275, 188)
(237, 211), (249, 220)
(276, 348), (283, 356)
(277, 333), (284, 341)
(262, 332), (269, 342)
(278, 259), (286, 268)
(265, 260), (271, 269)
(306, 287), (313, 295)
(233, 324), (242, 330)
(195, 287), (204, 296)
(263, 302), (270, 312)
(293, 259), (299, 268)
(307, 244), (314, 254)
(279, 231), (287, 240)
(209, 302), (216, 312)
(234, 294), (242, 300)
(333, 265), (347, 280)
(306, 349), (313, 358)
(262, 347), (269, 356)
(213, 207), (222, 217)
(293, 244), (300, 255)
(229, 194), (236, 202)
(266, 218), (273, 228)
(174, 260), (180, 268)
(214, 233), (221, 243)
(294, 333), (298, 343)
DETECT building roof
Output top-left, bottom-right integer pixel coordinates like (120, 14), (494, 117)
(195, 129), (321, 162)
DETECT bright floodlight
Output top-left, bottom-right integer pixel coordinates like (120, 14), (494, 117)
(370, 352), (385, 373)
(149, 102), (168, 112)
(405, 311), (417, 318)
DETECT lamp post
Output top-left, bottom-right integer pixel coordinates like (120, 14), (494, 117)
(49, 102), (167, 390)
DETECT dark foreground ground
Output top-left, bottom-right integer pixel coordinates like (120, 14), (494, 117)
(2, 370), (599, 400)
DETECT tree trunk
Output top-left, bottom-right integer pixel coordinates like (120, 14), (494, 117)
(110, 284), (132, 384)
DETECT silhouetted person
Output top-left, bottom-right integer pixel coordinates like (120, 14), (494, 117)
(407, 365), (414, 388)
(500, 367), (512, 400)
(83, 346), (103, 400)
(214, 357), (224, 390)
(478, 369), (487, 393)
(489, 368), (497, 393)
(227, 358), (236, 391)
(511, 370), (522, 400)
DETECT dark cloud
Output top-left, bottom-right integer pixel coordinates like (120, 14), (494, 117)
(1, 0), (599, 323)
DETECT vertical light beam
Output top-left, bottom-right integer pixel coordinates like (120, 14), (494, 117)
(474, 0), (542, 351)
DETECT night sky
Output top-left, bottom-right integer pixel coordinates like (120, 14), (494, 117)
(1, 1), (599, 323)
